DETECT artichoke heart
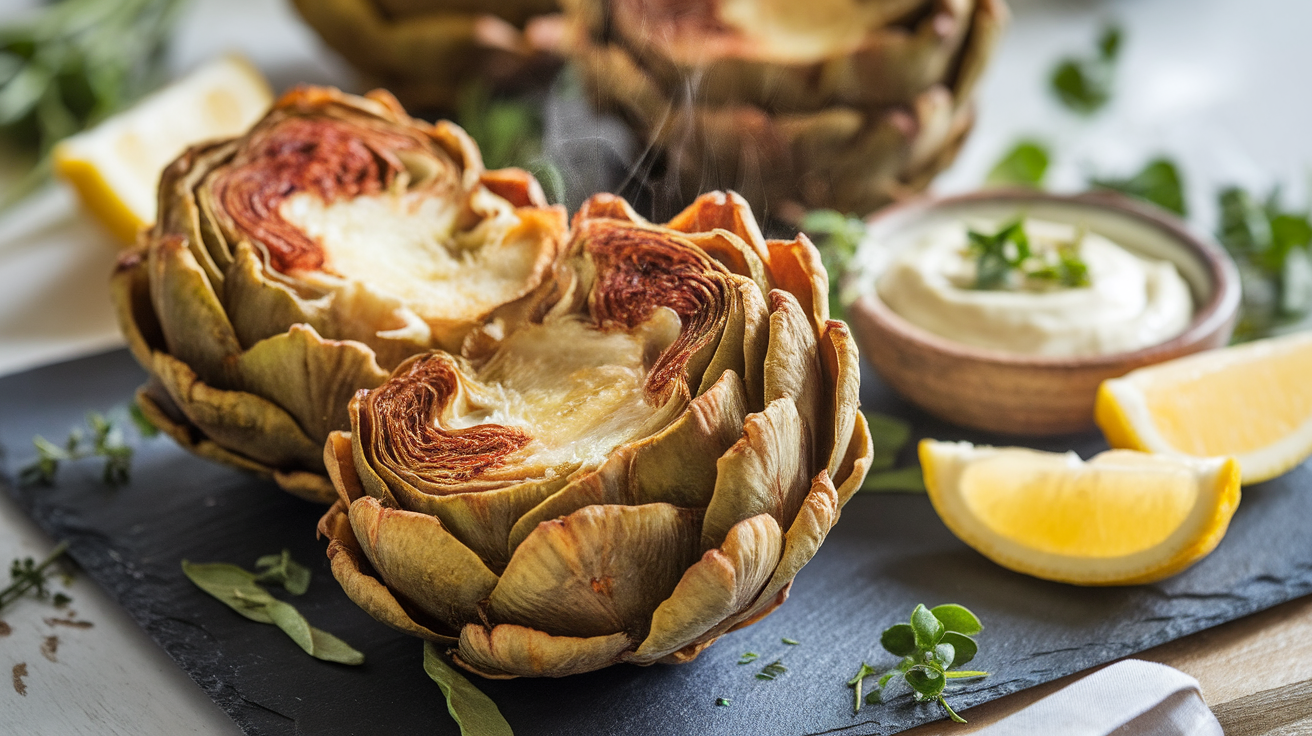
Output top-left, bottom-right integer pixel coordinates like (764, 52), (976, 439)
(112, 86), (565, 501)
(320, 191), (875, 677)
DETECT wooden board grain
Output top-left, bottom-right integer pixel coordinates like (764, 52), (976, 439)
(3, 349), (1311, 736)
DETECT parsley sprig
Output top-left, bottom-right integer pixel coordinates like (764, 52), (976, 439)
(967, 219), (1091, 291)
(1051, 25), (1122, 115)
(850, 603), (988, 723)
(1, 541), (72, 612)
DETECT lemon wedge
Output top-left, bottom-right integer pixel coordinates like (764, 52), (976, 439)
(53, 54), (272, 245)
(1096, 331), (1312, 485)
(921, 440), (1240, 585)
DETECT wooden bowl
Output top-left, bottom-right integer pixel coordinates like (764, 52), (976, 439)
(845, 190), (1242, 436)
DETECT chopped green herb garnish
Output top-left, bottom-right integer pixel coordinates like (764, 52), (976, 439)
(966, 220), (1091, 291)
(756, 659), (787, 681)
(1, 541), (71, 613)
(782, 637), (800, 646)
(986, 139), (1051, 188)
(854, 603), (988, 723)
(1051, 24), (1122, 115)
(1091, 157), (1187, 216)
(715, 697), (731, 707)
(737, 651), (759, 665)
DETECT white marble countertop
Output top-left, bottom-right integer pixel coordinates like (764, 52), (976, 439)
(1, 0), (1310, 733)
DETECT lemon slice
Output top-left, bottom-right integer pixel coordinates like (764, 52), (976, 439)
(1096, 331), (1312, 485)
(920, 440), (1240, 585)
(53, 54), (272, 245)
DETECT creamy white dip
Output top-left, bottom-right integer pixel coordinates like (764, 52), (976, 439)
(876, 219), (1194, 357)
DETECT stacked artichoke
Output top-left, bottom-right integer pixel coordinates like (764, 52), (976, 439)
(292, 0), (564, 109)
(111, 86), (566, 502)
(565, 0), (1008, 217)
(318, 191), (873, 677)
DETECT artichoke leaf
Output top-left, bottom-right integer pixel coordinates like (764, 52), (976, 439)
(629, 513), (782, 662)
(700, 397), (810, 550)
(833, 411), (875, 506)
(665, 191), (772, 272)
(110, 250), (165, 368)
(953, 0), (1009, 104)
(319, 500), (457, 644)
(488, 503), (702, 639)
(324, 430), (364, 506)
(149, 234), (244, 388)
(133, 385), (270, 475)
(762, 290), (823, 471)
(455, 624), (633, 680)
(738, 280), (770, 412)
(820, 320), (861, 479)
(150, 352), (324, 470)
(696, 276), (749, 398)
(349, 495), (499, 631)
(683, 230), (773, 299)
(158, 139), (240, 293)
(766, 235), (831, 331)
(236, 323), (389, 444)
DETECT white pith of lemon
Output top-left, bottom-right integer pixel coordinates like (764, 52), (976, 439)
(1096, 330), (1312, 485)
(53, 54), (272, 245)
(921, 440), (1241, 586)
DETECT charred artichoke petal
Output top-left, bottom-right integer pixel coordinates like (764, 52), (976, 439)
(349, 495), (500, 631)
(762, 290), (824, 462)
(488, 504), (703, 640)
(455, 624), (633, 680)
(630, 513), (782, 662)
(833, 411), (875, 506)
(820, 321), (862, 479)
(766, 235), (831, 330)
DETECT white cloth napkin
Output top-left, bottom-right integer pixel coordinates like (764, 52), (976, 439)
(976, 660), (1222, 736)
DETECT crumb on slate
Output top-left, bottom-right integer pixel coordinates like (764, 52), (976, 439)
(40, 636), (58, 663)
(0, 621), (11, 637)
(12, 663), (27, 696)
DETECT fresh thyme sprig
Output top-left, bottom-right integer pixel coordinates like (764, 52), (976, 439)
(1, 541), (71, 612)
(19, 411), (133, 486)
(850, 603), (988, 723)
(1051, 24), (1122, 115)
(967, 219), (1091, 291)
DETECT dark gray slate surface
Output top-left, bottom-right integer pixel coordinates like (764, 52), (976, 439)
(2, 348), (1309, 736)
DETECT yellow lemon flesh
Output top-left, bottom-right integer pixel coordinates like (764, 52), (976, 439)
(921, 440), (1240, 586)
(53, 54), (272, 245)
(1096, 330), (1312, 485)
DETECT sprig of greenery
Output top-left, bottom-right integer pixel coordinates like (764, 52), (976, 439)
(986, 139), (1051, 188)
(860, 411), (926, 493)
(850, 603), (988, 723)
(967, 219), (1092, 290)
(800, 209), (867, 318)
(182, 556), (363, 665)
(1091, 157), (1186, 216)
(1217, 186), (1312, 340)
(737, 651), (759, 665)
(253, 549), (311, 596)
(457, 83), (563, 204)
(1051, 24), (1122, 115)
(756, 659), (787, 681)
(19, 411), (133, 486)
(1, 541), (71, 612)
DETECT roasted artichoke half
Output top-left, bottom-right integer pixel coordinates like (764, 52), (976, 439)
(566, 0), (1008, 216)
(111, 86), (565, 502)
(292, 0), (565, 109)
(318, 191), (874, 677)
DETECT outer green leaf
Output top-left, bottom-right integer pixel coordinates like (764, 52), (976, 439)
(910, 604), (944, 650)
(864, 689), (882, 705)
(880, 623), (917, 657)
(1091, 158), (1186, 216)
(262, 599), (364, 665)
(861, 467), (926, 493)
(254, 549), (311, 595)
(986, 140), (1050, 188)
(905, 666), (946, 700)
(423, 642), (515, 736)
(931, 604), (983, 635)
(932, 643), (956, 670)
(941, 632), (978, 668)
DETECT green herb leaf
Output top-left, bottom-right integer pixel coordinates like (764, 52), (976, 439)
(879, 623), (917, 657)
(861, 467), (927, 493)
(847, 662), (879, 713)
(932, 642), (957, 669)
(715, 697), (731, 707)
(905, 665), (946, 700)
(864, 689), (883, 705)
(737, 651), (759, 665)
(863, 411), (911, 470)
(129, 400), (159, 438)
(182, 560), (363, 665)
(944, 670), (989, 679)
(1091, 157), (1186, 216)
(910, 604), (945, 650)
(1050, 24), (1122, 115)
(966, 219), (1029, 290)
(986, 140), (1050, 188)
(1, 541), (70, 612)
(424, 641), (514, 736)
(940, 632), (979, 668)
(756, 659), (787, 681)
(782, 637), (800, 645)
(940, 696), (968, 723)
(253, 549), (311, 596)
(801, 209), (867, 317)
(1217, 185), (1312, 340)
(931, 604), (983, 635)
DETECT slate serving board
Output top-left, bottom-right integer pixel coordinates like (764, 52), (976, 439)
(3, 348), (1310, 736)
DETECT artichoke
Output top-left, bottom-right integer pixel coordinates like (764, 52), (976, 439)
(111, 86), (566, 502)
(565, 0), (1008, 216)
(292, 0), (565, 109)
(318, 191), (874, 677)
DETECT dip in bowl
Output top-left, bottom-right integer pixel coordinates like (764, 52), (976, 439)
(845, 191), (1241, 435)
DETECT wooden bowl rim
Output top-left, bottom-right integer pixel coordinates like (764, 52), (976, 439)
(849, 189), (1243, 370)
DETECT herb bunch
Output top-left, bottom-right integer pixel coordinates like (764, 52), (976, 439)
(849, 603), (988, 723)
(967, 219), (1091, 291)
(1, 541), (72, 613)
(20, 411), (134, 487)
(1218, 187), (1312, 339)
(1051, 25), (1122, 115)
